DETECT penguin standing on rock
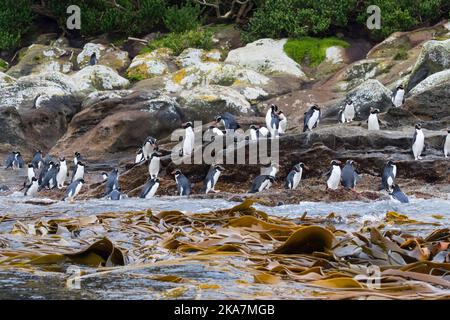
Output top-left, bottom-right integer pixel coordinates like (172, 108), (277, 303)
(338, 108), (345, 124)
(343, 100), (355, 122)
(142, 136), (158, 160)
(173, 170), (191, 196)
(63, 179), (85, 202)
(392, 84), (405, 108)
(389, 184), (409, 203)
(5, 152), (24, 170)
(104, 168), (119, 196)
(203, 165), (225, 194)
(266, 105), (280, 138)
(38, 155), (53, 185)
(303, 105), (321, 132)
(216, 113), (240, 133)
(181, 122), (195, 157)
(38, 162), (59, 191)
(25, 163), (35, 187)
(31, 150), (43, 169)
(249, 175), (275, 193)
(140, 178), (160, 199)
(135, 148), (145, 164)
(277, 111), (287, 134)
(205, 125), (224, 141)
(73, 152), (82, 166)
(368, 108), (380, 131)
(89, 52), (98, 66)
(412, 123), (425, 160)
(101, 172), (108, 182)
(56, 157), (68, 189)
(24, 177), (39, 197)
(71, 161), (85, 183)
(341, 160), (360, 190)
(443, 129), (450, 158)
(285, 163), (307, 190)
(324, 160), (342, 190)
(381, 160), (396, 192)
(148, 152), (161, 179)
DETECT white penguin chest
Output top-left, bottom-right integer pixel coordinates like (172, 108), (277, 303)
(183, 128), (195, 154)
(146, 182), (159, 199)
(279, 116), (287, 133)
(327, 166), (341, 189)
(413, 130), (424, 151)
(265, 110), (272, 128)
(74, 167), (84, 180)
(149, 158), (160, 176)
(368, 114), (379, 130)
(308, 110), (320, 129)
(57, 164), (67, 181)
(393, 89), (405, 107)
(250, 129), (258, 141)
(292, 170), (302, 188)
(27, 183), (38, 196)
(27, 168), (35, 181)
(135, 153), (143, 164)
(344, 105), (355, 119)
(444, 134), (450, 156)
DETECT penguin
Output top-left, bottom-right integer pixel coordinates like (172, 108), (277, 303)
(56, 157), (68, 189)
(303, 105), (321, 132)
(203, 165), (225, 194)
(5, 152), (24, 170)
(343, 100), (355, 122)
(249, 125), (259, 141)
(38, 155), (53, 185)
(258, 126), (269, 138)
(148, 152), (161, 179)
(89, 52), (98, 66)
(277, 111), (287, 134)
(142, 136), (158, 160)
(181, 122), (195, 157)
(24, 177), (39, 197)
(324, 160), (342, 190)
(140, 178), (160, 199)
(22, 163), (36, 190)
(284, 163), (307, 190)
(381, 160), (397, 192)
(368, 108), (380, 131)
(31, 150), (43, 169)
(33, 94), (46, 109)
(265, 105), (278, 134)
(73, 152), (82, 166)
(249, 175), (275, 193)
(443, 129), (450, 158)
(173, 169), (191, 196)
(62, 179), (85, 202)
(38, 162), (59, 191)
(216, 113), (240, 132)
(338, 108), (345, 124)
(101, 172), (109, 182)
(341, 160), (360, 190)
(268, 109), (280, 138)
(412, 123), (425, 160)
(135, 148), (145, 164)
(205, 125), (224, 141)
(104, 168), (119, 196)
(392, 84), (405, 108)
(106, 188), (124, 200)
(389, 184), (409, 203)
(71, 161), (85, 183)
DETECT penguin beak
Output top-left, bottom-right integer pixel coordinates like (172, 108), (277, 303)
(303, 165), (310, 170)
(336, 160), (342, 164)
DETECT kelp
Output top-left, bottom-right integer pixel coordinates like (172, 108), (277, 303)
(0, 201), (449, 299)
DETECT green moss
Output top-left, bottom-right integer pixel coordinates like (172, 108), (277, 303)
(393, 48), (409, 60)
(127, 74), (145, 82)
(0, 58), (8, 71)
(141, 28), (214, 56)
(284, 37), (350, 68)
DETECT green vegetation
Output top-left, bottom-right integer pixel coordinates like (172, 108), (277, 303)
(284, 37), (350, 67)
(0, 0), (33, 51)
(393, 48), (409, 60)
(164, 1), (203, 33)
(142, 28), (214, 56)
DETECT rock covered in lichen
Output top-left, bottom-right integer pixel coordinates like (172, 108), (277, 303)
(126, 48), (175, 81)
(77, 42), (130, 72)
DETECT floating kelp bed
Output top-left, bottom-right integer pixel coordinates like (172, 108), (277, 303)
(0, 200), (449, 299)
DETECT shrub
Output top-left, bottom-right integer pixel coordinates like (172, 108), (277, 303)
(143, 28), (214, 55)
(0, 0), (33, 51)
(164, 1), (203, 33)
(284, 37), (350, 67)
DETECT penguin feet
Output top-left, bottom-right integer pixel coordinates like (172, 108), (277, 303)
(211, 189), (220, 193)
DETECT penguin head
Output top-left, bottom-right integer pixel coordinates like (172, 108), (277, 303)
(330, 160), (341, 166)
(298, 162), (308, 170)
(153, 178), (160, 183)
(250, 124), (257, 130)
(214, 165), (225, 172)
(79, 179), (85, 184)
(312, 104), (320, 111)
(59, 157), (65, 162)
(387, 160), (395, 167)
(346, 159), (356, 167)
(101, 172), (108, 180)
(150, 152), (161, 159)
(112, 168), (119, 175)
(370, 108), (380, 114)
(78, 161), (85, 167)
(215, 115), (222, 123)
(16, 152), (21, 156)
(347, 99), (353, 105)
(28, 163), (33, 168)
(398, 84), (404, 90)
(270, 104), (278, 112)
(182, 122), (193, 128)
(75, 151), (80, 157)
(31, 177), (38, 182)
(173, 169), (182, 176)
(267, 176), (276, 183)
(415, 123), (422, 130)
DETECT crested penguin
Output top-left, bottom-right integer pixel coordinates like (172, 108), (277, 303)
(5, 152), (24, 170)
(265, 104), (278, 132)
(392, 84), (405, 108)
(277, 111), (287, 134)
(368, 108), (380, 131)
(104, 168), (119, 196)
(24, 177), (39, 197)
(284, 163), (307, 190)
(303, 105), (321, 132)
(89, 52), (98, 66)
(216, 113), (240, 133)
(140, 178), (160, 199)
(38, 162), (59, 191)
(56, 157), (68, 189)
(38, 155), (53, 185)
(148, 152), (161, 179)
(182, 122), (195, 157)
(174, 169), (191, 196)
(389, 184), (409, 203)
(341, 160), (360, 190)
(73, 152), (82, 166)
(23, 163), (35, 189)
(135, 148), (145, 164)
(31, 150), (43, 169)
(412, 123), (425, 160)
(268, 109), (280, 138)
(443, 129), (450, 158)
(381, 160), (397, 192)
(325, 160), (342, 190)
(343, 100), (355, 122)
(203, 165), (225, 194)
(142, 136), (158, 160)
(63, 179), (85, 202)
(249, 175), (275, 193)
(71, 161), (85, 183)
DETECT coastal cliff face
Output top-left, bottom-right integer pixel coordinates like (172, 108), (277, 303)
(0, 21), (449, 202)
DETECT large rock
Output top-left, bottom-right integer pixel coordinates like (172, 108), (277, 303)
(406, 39), (450, 92)
(175, 48), (222, 68)
(225, 38), (306, 79)
(71, 65), (130, 94)
(77, 42), (130, 72)
(7, 38), (78, 78)
(50, 91), (185, 163)
(324, 80), (393, 120)
(0, 72), (16, 88)
(126, 48), (176, 81)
